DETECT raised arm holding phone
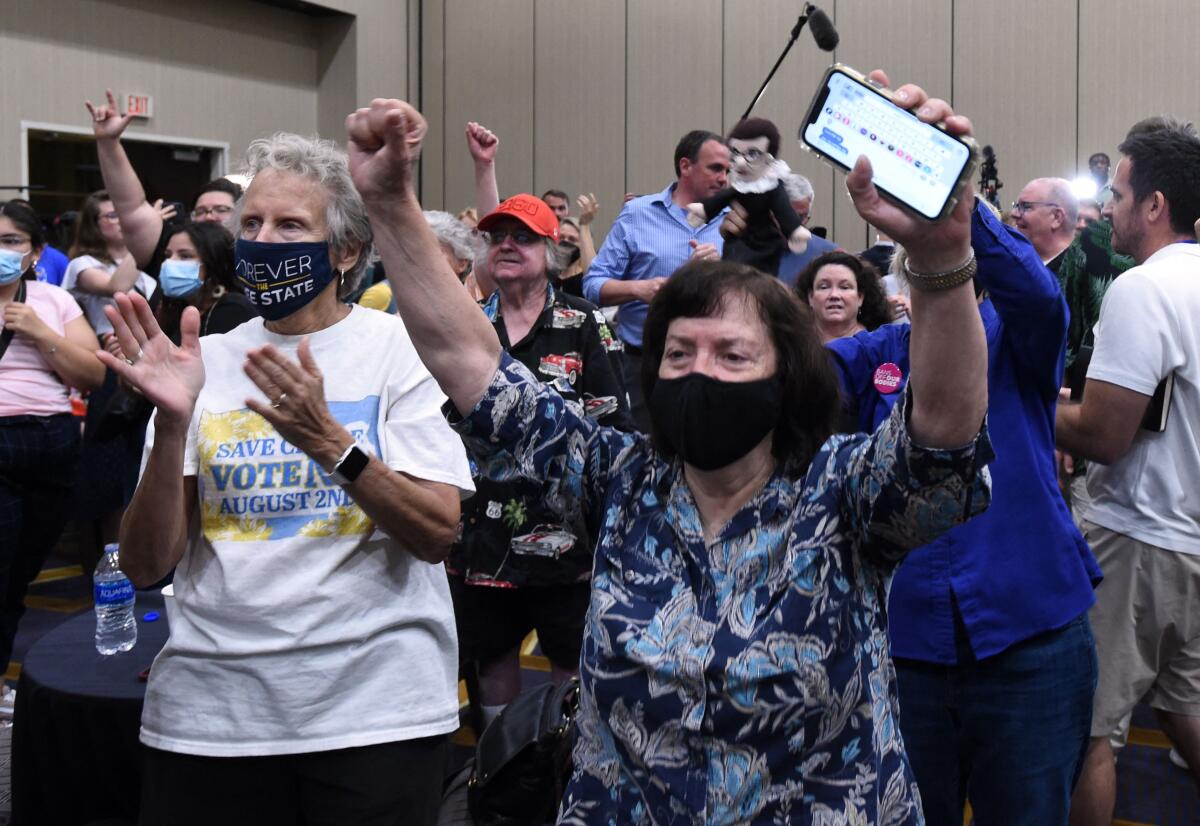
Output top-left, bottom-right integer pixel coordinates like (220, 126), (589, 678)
(351, 69), (990, 825)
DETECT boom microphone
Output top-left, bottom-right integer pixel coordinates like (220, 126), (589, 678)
(740, 3), (841, 120)
(807, 5), (839, 51)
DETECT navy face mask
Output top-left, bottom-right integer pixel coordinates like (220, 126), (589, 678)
(234, 239), (336, 321)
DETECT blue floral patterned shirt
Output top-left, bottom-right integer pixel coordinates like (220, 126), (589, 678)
(452, 353), (993, 825)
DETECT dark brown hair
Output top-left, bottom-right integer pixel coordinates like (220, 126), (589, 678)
(641, 259), (839, 475)
(728, 117), (781, 158)
(794, 251), (892, 332)
(69, 190), (117, 263)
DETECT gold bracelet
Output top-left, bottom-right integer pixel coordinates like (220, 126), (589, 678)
(904, 250), (977, 291)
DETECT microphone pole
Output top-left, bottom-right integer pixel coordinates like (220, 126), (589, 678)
(740, 7), (813, 122)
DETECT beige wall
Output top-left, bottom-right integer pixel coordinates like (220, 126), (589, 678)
(418, 0), (1200, 248)
(0, 0), (320, 189)
(0, 0), (412, 196)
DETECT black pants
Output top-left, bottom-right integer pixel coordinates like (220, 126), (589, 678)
(140, 735), (450, 826)
(0, 413), (80, 673)
(619, 346), (650, 433)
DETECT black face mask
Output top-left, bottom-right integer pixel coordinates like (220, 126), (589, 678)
(558, 241), (581, 267)
(649, 372), (782, 471)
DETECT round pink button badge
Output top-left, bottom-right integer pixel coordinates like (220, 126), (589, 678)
(873, 362), (903, 394)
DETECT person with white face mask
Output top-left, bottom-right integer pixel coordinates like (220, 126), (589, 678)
(0, 200), (104, 715)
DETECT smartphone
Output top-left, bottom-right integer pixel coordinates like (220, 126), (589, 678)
(799, 65), (978, 221)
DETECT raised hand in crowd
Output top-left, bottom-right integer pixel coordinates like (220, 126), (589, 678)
(349, 99), (500, 412)
(845, 70), (984, 448)
(84, 89), (167, 267)
(576, 193), (599, 226)
(85, 88), (135, 142)
(466, 121), (500, 217)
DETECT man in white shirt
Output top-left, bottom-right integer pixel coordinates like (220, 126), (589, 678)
(1055, 117), (1200, 825)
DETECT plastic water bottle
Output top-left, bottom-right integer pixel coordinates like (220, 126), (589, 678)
(94, 543), (137, 655)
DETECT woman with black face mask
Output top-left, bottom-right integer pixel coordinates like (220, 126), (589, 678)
(95, 125), (473, 826)
(352, 74), (991, 826)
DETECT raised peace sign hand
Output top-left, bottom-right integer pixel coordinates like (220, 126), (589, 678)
(346, 99), (428, 207)
(85, 89), (134, 141)
(96, 292), (206, 428)
(845, 70), (974, 273)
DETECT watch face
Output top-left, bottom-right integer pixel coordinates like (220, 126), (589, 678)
(334, 445), (370, 486)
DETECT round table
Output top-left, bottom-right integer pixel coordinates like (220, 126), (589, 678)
(12, 592), (169, 826)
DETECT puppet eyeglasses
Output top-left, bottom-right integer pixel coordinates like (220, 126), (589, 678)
(730, 147), (766, 162)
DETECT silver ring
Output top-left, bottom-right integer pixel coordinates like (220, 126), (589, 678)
(271, 392), (288, 409)
(123, 349), (143, 366)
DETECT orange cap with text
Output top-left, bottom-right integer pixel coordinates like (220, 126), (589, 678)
(477, 193), (560, 242)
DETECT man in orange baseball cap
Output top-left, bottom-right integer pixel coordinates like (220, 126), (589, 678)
(477, 193), (560, 243)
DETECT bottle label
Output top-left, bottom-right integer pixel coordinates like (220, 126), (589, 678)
(95, 579), (135, 605)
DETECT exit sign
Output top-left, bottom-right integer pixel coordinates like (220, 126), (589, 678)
(125, 93), (153, 119)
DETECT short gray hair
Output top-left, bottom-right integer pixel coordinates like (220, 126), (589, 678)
(782, 173), (814, 204)
(424, 210), (480, 262)
(236, 133), (374, 298)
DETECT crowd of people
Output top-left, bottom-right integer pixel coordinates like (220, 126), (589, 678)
(0, 73), (1197, 826)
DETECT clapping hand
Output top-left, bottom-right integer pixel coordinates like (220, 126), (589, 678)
(345, 99), (428, 207)
(465, 122), (499, 165)
(243, 340), (343, 463)
(97, 292), (205, 427)
(85, 89), (134, 141)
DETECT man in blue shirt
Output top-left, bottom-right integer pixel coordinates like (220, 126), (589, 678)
(583, 130), (729, 429)
(828, 199), (1102, 826)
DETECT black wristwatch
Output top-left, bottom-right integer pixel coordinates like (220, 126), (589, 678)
(329, 444), (370, 486)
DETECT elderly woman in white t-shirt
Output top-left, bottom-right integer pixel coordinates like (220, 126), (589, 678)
(99, 130), (473, 826)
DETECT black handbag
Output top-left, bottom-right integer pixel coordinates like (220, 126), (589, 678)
(467, 678), (580, 826)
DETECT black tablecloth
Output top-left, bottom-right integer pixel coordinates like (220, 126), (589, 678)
(12, 592), (169, 826)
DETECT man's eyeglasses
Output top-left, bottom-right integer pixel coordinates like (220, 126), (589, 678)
(1011, 200), (1060, 215)
(485, 228), (541, 246)
(192, 205), (234, 219)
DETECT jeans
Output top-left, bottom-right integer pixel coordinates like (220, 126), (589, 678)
(0, 413), (80, 673)
(894, 613), (1098, 826)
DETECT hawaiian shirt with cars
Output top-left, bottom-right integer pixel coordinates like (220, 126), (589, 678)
(450, 353), (994, 824)
(446, 284), (633, 588)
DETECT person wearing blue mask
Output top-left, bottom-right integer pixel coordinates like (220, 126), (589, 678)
(98, 130), (474, 826)
(0, 201), (105, 716)
(157, 222), (255, 341)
